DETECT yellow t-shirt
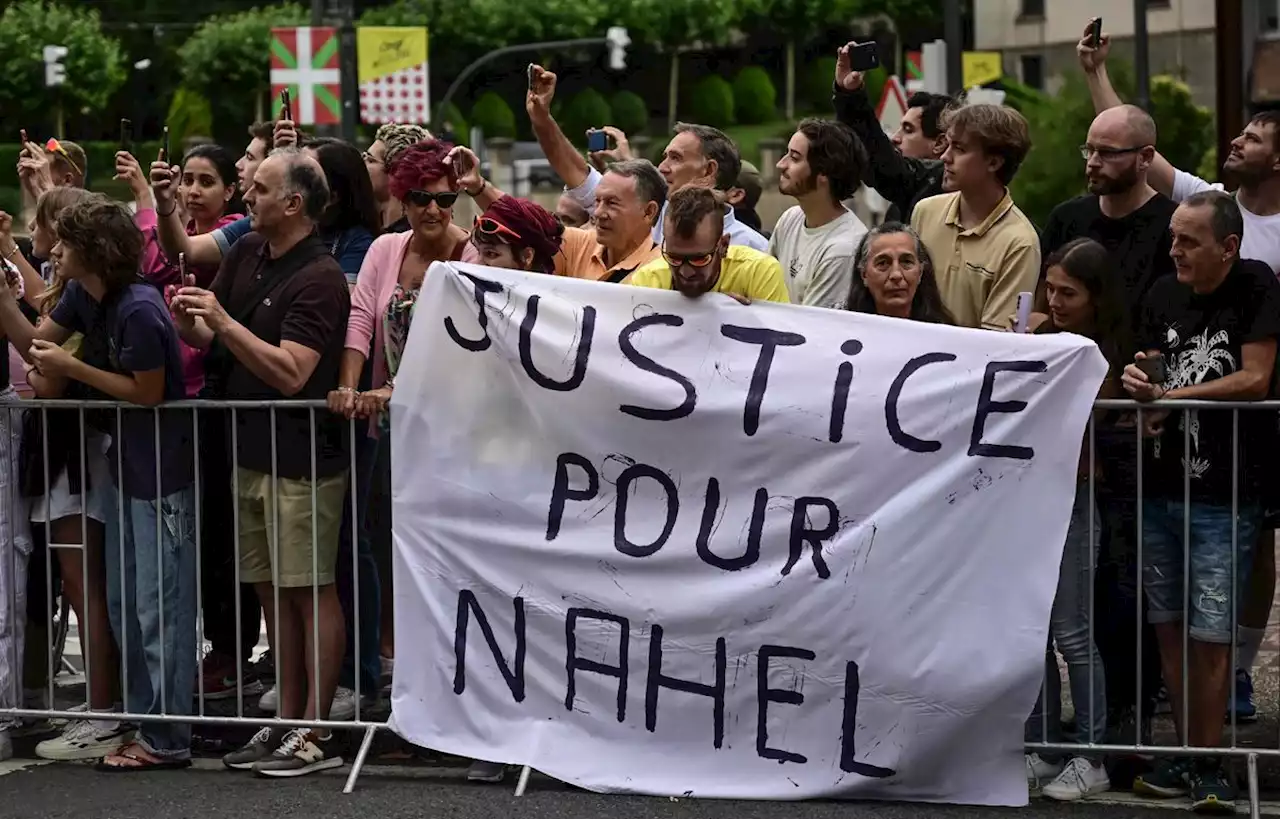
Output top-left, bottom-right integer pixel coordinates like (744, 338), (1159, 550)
(628, 245), (791, 303)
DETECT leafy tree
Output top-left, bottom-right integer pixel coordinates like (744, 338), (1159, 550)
(733, 67), (777, 124)
(166, 86), (215, 149)
(0, 0), (127, 133)
(560, 89), (613, 147)
(470, 92), (517, 140)
(611, 90), (649, 135)
(178, 4), (307, 136)
(605, 0), (748, 128)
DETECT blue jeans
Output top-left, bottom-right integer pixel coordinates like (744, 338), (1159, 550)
(336, 427), (382, 695)
(105, 486), (197, 759)
(1142, 498), (1259, 644)
(1027, 483), (1107, 748)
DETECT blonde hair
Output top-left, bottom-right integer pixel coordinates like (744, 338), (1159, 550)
(34, 187), (92, 315)
(943, 103), (1031, 185)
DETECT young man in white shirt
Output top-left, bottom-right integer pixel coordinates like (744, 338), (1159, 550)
(769, 119), (868, 307)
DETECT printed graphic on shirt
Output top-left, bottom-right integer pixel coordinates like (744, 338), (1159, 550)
(1155, 323), (1238, 479)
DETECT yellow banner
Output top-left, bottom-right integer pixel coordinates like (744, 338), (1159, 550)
(962, 51), (1003, 89)
(357, 27), (428, 82)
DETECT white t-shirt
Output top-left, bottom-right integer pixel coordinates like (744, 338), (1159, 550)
(1172, 170), (1280, 274)
(767, 205), (867, 307)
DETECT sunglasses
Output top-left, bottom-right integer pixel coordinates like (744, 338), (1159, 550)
(44, 138), (83, 178)
(404, 189), (458, 209)
(661, 245), (717, 269)
(473, 216), (522, 243)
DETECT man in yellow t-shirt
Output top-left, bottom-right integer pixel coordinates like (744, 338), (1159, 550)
(629, 187), (790, 303)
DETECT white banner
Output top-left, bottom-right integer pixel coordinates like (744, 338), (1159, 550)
(389, 262), (1108, 805)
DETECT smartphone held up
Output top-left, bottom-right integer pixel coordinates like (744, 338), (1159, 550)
(846, 41), (880, 72)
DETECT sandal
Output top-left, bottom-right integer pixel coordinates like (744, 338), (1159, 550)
(95, 742), (192, 773)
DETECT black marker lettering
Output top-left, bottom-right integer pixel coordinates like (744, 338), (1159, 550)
(614, 463), (678, 558)
(757, 644), (816, 764)
(618, 314), (697, 420)
(696, 482), (766, 571)
(453, 590), (526, 702)
(969, 361), (1047, 460)
(444, 274), (504, 351)
(720, 325), (806, 436)
(546, 453), (599, 541)
(644, 624), (726, 748)
(565, 608), (629, 722)
(885, 352), (957, 453)
(782, 497), (836, 579)
(840, 660), (896, 778)
(829, 339), (863, 443)
(519, 295), (595, 392)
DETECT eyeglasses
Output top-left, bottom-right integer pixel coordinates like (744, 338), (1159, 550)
(44, 138), (83, 178)
(473, 216), (522, 243)
(404, 189), (458, 209)
(1079, 144), (1144, 160)
(661, 244), (717, 269)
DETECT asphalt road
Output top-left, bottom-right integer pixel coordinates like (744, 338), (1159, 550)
(0, 759), (1248, 819)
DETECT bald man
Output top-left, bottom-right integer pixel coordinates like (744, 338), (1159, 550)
(1040, 104), (1176, 327)
(1035, 103), (1175, 778)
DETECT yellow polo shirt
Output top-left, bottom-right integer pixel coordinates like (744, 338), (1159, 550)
(910, 190), (1040, 330)
(628, 245), (791, 303)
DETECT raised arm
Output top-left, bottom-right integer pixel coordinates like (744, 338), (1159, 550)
(527, 65), (597, 207)
(150, 160), (226, 267)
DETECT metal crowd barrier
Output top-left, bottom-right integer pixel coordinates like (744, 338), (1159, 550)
(0, 397), (1275, 811)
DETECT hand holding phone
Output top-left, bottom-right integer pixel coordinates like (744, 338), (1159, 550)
(19, 129), (27, 146)
(586, 130), (608, 153)
(1136, 352), (1168, 385)
(847, 41), (880, 72)
(161, 126), (171, 163)
(280, 88), (292, 122)
(1090, 17), (1103, 49)
(120, 118), (133, 153)
(1013, 291), (1033, 333)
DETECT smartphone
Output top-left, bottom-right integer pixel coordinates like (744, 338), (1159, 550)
(178, 252), (190, 285)
(527, 64), (536, 92)
(19, 129), (27, 145)
(587, 130), (608, 152)
(119, 118), (133, 153)
(280, 88), (292, 122)
(848, 41), (880, 72)
(1137, 353), (1168, 385)
(161, 126), (170, 162)
(1090, 17), (1103, 49)
(1013, 291), (1033, 333)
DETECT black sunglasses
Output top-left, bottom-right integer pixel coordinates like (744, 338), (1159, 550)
(404, 189), (459, 209)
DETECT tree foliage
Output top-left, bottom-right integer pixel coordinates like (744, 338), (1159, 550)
(606, 0), (744, 49)
(179, 5), (307, 103)
(0, 0), (127, 125)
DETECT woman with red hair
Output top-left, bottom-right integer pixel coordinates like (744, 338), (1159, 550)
(470, 195), (565, 274)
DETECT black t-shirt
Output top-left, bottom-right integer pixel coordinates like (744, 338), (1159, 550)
(1041, 193), (1177, 333)
(210, 232), (351, 480)
(1138, 260), (1280, 501)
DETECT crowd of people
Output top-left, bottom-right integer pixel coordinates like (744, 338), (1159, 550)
(0, 14), (1273, 813)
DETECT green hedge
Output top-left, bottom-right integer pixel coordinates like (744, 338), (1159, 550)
(732, 67), (777, 125)
(801, 57), (838, 113)
(686, 75), (735, 129)
(611, 90), (649, 136)
(438, 102), (470, 146)
(470, 92), (516, 140)
(561, 89), (613, 148)
(0, 141), (163, 190)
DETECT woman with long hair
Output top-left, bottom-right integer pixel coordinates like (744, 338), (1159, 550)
(846, 222), (953, 324)
(304, 137), (380, 285)
(1023, 237), (1129, 802)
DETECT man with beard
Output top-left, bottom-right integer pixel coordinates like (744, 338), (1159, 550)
(1080, 16), (1280, 729)
(769, 119), (868, 307)
(1040, 105), (1176, 329)
(629, 186), (789, 302)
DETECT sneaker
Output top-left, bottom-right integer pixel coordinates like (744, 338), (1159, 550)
(380, 656), (394, 692)
(35, 720), (134, 762)
(1042, 756), (1111, 801)
(1134, 757), (1193, 798)
(258, 686), (278, 713)
(467, 759), (507, 783)
(1026, 753), (1063, 790)
(223, 725), (286, 771)
(253, 728), (343, 778)
(1189, 763), (1237, 814)
(1229, 670), (1257, 723)
(250, 651), (275, 682)
(329, 687), (358, 721)
(198, 653), (264, 702)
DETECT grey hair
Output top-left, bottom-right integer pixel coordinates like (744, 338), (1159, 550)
(605, 158), (668, 220)
(853, 221), (930, 276)
(673, 122), (741, 191)
(270, 146), (330, 222)
(1181, 189), (1244, 250)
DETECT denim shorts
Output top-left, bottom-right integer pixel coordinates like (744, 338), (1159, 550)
(1142, 498), (1259, 644)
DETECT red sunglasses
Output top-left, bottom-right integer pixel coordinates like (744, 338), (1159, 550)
(473, 216), (522, 243)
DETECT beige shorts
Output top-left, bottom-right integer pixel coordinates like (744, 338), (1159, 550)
(235, 468), (348, 588)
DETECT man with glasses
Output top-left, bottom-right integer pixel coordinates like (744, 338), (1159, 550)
(629, 186), (789, 302)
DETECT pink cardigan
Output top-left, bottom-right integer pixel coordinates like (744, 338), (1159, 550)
(346, 231), (472, 435)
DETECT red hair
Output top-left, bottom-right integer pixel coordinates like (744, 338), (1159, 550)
(389, 140), (456, 201)
(478, 196), (564, 274)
